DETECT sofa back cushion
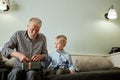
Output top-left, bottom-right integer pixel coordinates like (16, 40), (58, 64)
(71, 55), (113, 72)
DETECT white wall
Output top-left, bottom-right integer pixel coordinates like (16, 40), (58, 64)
(0, 0), (120, 54)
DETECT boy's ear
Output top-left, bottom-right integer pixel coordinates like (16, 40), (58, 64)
(63, 43), (66, 47)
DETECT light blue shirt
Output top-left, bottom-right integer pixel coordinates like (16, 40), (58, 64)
(49, 50), (75, 70)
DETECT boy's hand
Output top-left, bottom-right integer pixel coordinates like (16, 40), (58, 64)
(70, 70), (75, 74)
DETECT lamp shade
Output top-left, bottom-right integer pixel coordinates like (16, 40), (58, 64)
(107, 9), (117, 19)
(0, 0), (9, 11)
(107, 6), (117, 19)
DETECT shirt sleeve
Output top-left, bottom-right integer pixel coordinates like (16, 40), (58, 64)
(68, 54), (75, 70)
(1, 31), (18, 57)
(40, 34), (48, 61)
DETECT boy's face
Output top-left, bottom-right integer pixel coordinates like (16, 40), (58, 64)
(54, 39), (65, 50)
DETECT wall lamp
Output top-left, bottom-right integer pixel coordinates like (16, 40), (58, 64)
(0, 0), (9, 11)
(104, 5), (117, 20)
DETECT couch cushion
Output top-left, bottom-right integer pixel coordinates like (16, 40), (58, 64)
(0, 51), (15, 67)
(45, 69), (120, 80)
(71, 55), (113, 72)
(2, 56), (15, 67)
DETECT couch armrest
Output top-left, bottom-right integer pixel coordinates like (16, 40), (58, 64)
(108, 52), (120, 68)
(2, 56), (15, 67)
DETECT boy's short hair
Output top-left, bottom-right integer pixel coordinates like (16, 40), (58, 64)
(56, 35), (67, 46)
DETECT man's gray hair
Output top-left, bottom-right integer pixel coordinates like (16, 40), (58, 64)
(29, 17), (42, 26)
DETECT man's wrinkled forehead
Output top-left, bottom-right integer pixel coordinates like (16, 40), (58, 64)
(30, 22), (41, 27)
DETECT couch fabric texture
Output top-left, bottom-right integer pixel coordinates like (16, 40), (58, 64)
(71, 55), (113, 72)
(1, 52), (120, 80)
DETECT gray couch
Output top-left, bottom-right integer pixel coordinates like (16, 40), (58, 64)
(44, 68), (120, 80)
(1, 53), (120, 80)
(44, 53), (120, 80)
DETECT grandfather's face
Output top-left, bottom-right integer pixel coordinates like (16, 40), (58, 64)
(27, 22), (40, 40)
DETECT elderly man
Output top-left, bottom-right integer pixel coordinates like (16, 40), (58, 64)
(1, 17), (48, 80)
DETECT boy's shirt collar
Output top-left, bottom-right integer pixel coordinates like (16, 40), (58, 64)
(56, 49), (64, 53)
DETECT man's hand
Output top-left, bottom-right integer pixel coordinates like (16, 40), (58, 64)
(31, 54), (44, 62)
(10, 51), (30, 62)
(18, 53), (30, 62)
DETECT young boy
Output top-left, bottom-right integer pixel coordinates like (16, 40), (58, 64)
(48, 35), (75, 75)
